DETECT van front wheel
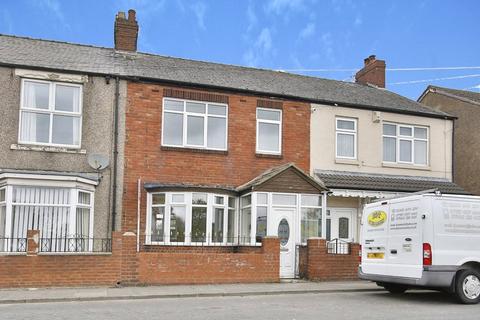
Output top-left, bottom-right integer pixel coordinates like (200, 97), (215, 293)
(384, 284), (407, 294)
(455, 269), (480, 304)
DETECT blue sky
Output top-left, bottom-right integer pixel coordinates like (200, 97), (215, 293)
(1, 0), (479, 100)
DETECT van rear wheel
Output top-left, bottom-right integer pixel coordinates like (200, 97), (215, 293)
(384, 284), (407, 294)
(455, 269), (480, 304)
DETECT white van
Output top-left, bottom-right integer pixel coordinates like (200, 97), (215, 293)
(359, 192), (480, 304)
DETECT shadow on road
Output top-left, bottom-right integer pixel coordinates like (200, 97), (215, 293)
(368, 290), (457, 305)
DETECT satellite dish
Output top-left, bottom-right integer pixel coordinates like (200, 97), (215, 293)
(87, 153), (110, 171)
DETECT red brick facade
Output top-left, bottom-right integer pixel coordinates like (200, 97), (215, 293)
(122, 82), (311, 233)
(299, 238), (360, 281)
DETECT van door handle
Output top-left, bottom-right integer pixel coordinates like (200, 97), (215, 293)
(390, 249), (397, 254)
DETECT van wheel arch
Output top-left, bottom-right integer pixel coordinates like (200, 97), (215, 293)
(450, 262), (480, 293)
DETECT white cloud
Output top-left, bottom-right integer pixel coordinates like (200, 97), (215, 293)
(246, 1), (257, 33)
(354, 15), (362, 27)
(190, 1), (207, 30)
(299, 22), (315, 40)
(33, 0), (70, 30)
(265, 0), (306, 14)
(243, 27), (274, 67)
(320, 32), (334, 62)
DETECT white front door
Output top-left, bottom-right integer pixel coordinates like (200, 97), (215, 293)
(273, 207), (296, 278)
(327, 208), (355, 242)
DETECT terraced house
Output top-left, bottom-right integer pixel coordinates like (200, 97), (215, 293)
(0, 10), (466, 287)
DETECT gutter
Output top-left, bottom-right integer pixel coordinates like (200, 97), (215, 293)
(0, 62), (456, 121)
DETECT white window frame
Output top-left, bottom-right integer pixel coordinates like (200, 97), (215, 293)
(0, 181), (95, 253)
(382, 122), (429, 166)
(161, 97), (228, 151)
(256, 107), (282, 155)
(18, 78), (83, 149)
(300, 194), (323, 245)
(146, 192), (239, 246)
(335, 117), (357, 160)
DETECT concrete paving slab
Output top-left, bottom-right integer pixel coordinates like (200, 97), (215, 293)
(0, 280), (381, 304)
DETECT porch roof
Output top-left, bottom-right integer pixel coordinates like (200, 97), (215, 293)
(314, 170), (469, 195)
(237, 163), (328, 194)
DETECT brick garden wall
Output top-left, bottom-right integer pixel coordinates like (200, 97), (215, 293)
(0, 232), (280, 288)
(137, 237), (280, 285)
(300, 238), (360, 281)
(0, 232), (123, 288)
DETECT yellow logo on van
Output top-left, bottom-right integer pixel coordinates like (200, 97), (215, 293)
(368, 210), (387, 227)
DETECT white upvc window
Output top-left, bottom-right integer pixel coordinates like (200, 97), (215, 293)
(383, 122), (428, 165)
(161, 98), (228, 150)
(255, 193), (268, 244)
(146, 192), (237, 245)
(335, 117), (357, 159)
(300, 194), (322, 244)
(0, 184), (94, 252)
(19, 79), (83, 148)
(256, 108), (282, 154)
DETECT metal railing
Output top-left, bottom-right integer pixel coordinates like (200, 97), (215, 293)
(0, 238), (27, 253)
(326, 238), (350, 255)
(145, 234), (259, 246)
(39, 237), (112, 253)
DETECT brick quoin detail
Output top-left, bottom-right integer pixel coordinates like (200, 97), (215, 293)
(122, 82), (311, 233)
(299, 238), (360, 281)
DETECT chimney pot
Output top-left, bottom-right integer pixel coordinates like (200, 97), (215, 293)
(355, 55), (386, 88)
(128, 9), (136, 22)
(114, 8), (139, 52)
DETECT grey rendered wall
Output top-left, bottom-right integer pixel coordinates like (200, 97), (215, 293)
(0, 66), (126, 237)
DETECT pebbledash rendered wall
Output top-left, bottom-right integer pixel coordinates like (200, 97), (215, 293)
(0, 231), (280, 288)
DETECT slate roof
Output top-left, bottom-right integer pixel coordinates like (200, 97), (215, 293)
(422, 85), (480, 106)
(0, 34), (453, 119)
(315, 170), (468, 194)
(236, 163), (328, 192)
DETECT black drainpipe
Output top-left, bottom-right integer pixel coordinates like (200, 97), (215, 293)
(112, 76), (120, 232)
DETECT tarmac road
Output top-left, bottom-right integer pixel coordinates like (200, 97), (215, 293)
(1, 290), (479, 320)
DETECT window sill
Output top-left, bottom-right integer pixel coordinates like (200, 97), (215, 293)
(11, 144), (86, 154)
(256, 153), (283, 159)
(335, 158), (360, 165)
(160, 146), (228, 155)
(382, 162), (431, 171)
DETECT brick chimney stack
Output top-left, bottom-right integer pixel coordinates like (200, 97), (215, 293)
(355, 55), (386, 88)
(114, 9), (139, 52)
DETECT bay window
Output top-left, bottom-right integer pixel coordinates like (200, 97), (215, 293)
(240, 194), (252, 244)
(335, 117), (357, 159)
(255, 193), (268, 243)
(162, 98), (228, 150)
(256, 108), (282, 154)
(301, 195), (322, 243)
(19, 79), (82, 148)
(0, 184), (94, 252)
(383, 123), (428, 165)
(146, 192), (237, 245)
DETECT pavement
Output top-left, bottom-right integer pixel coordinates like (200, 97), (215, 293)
(1, 290), (477, 320)
(0, 280), (381, 304)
